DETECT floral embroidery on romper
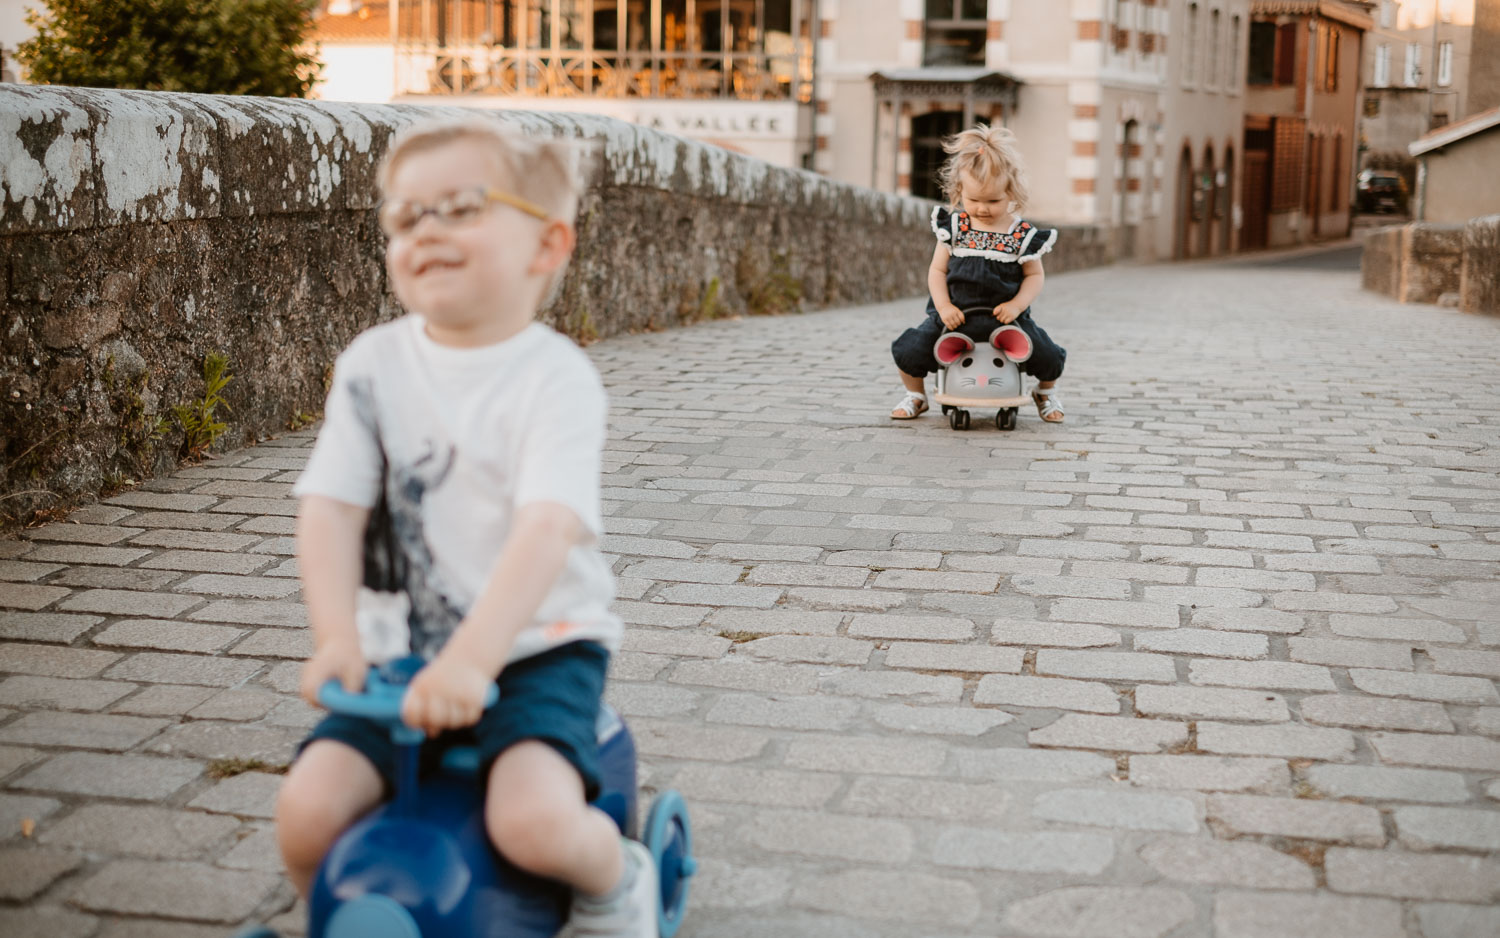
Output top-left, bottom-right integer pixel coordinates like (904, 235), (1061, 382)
(955, 212), (1033, 254)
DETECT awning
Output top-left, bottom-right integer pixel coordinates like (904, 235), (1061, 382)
(1249, 1), (1375, 31)
(869, 67), (1022, 122)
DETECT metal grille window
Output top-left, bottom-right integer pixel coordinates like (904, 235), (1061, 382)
(1438, 40), (1452, 86)
(1405, 42), (1421, 86)
(924, 0), (988, 67)
(394, 0), (814, 101)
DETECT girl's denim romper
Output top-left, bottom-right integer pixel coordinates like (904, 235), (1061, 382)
(892, 206), (1067, 381)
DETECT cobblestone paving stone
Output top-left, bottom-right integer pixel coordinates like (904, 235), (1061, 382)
(2, 254), (1499, 936)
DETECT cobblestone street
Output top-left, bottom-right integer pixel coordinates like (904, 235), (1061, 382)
(2, 251), (1499, 937)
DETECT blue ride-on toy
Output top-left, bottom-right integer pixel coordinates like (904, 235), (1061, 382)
(237, 656), (695, 938)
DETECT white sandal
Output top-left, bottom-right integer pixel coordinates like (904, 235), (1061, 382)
(890, 391), (929, 419)
(1032, 388), (1065, 423)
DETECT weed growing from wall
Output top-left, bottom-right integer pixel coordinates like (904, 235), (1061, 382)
(173, 352), (233, 461)
(738, 249), (804, 317)
(698, 277), (726, 321)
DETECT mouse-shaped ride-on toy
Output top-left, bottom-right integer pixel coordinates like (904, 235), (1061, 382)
(929, 314), (1035, 431)
(234, 657), (696, 938)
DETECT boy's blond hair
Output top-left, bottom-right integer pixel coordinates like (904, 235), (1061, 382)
(378, 119), (587, 226)
(938, 123), (1031, 213)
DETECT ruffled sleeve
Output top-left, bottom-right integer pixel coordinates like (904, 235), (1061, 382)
(1016, 224), (1058, 262)
(930, 205), (953, 243)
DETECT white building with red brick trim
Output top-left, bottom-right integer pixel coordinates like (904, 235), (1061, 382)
(817, 0), (1251, 261)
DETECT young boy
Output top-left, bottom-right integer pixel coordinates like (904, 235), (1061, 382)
(275, 120), (657, 937)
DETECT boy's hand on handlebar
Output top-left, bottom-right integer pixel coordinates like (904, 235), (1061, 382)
(994, 302), (1020, 324)
(402, 654), (493, 735)
(938, 305), (966, 329)
(301, 637), (367, 707)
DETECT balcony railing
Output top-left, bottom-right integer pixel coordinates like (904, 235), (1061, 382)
(395, 47), (812, 101)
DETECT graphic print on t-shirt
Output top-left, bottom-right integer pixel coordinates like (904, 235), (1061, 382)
(349, 378), (464, 658)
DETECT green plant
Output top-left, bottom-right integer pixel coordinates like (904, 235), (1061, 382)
(698, 277), (726, 321)
(745, 252), (804, 316)
(288, 410), (320, 431)
(101, 471), (138, 497)
(173, 352), (233, 461)
(568, 306), (600, 345)
(17, 0), (322, 97)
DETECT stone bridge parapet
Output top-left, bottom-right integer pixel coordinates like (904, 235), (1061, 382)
(0, 85), (1108, 522)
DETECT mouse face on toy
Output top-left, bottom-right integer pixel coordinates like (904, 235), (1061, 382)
(933, 325), (1033, 399)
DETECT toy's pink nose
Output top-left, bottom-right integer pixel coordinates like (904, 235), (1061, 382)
(975, 375), (988, 386)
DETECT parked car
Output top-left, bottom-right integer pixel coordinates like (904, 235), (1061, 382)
(1356, 169), (1408, 213)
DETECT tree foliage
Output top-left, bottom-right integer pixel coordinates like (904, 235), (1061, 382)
(17, 0), (323, 97)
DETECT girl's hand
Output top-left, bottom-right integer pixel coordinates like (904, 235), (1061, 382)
(994, 302), (1020, 324)
(301, 636), (367, 707)
(402, 653), (495, 735)
(939, 305), (966, 329)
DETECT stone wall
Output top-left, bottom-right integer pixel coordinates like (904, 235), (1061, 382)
(0, 86), (1108, 522)
(1359, 222), (1462, 305)
(1360, 226), (1402, 298)
(1461, 215), (1500, 317)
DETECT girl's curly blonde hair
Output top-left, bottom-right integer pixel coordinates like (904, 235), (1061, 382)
(937, 123), (1031, 213)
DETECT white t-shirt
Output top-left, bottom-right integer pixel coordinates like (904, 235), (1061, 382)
(293, 316), (621, 665)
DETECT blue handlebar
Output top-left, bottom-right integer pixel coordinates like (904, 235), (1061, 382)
(318, 659), (499, 727)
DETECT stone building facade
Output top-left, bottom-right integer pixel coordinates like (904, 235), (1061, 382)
(1241, 0), (1373, 248)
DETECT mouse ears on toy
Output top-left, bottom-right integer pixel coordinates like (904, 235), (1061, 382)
(933, 326), (1033, 365)
(989, 325), (1033, 363)
(934, 332), (976, 365)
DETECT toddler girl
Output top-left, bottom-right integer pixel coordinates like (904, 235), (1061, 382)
(890, 124), (1067, 423)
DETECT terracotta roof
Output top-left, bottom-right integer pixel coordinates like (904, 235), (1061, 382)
(1410, 106), (1500, 156)
(316, 1), (390, 43)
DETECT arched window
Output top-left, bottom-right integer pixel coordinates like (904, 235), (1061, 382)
(1220, 146), (1235, 251)
(1329, 133), (1343, 212)
(1199, 143), (1216, 255)
(1119, 119), (1140, 226)
(1176, 145), (1195, 258)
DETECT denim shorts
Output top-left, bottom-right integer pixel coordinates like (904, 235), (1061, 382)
(299, 640), (610, 800)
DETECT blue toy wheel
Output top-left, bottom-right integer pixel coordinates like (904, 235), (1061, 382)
(325, 895), (422, 938)
(230, 928), (278, 938)
(643, 790), (696, 938)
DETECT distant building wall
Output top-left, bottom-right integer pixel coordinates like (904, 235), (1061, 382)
(1362, 87), (1430, 156)
(1420, 125), (1500, 222)
(317, 44), (397, 104)
(1470, 0), (1500, 112)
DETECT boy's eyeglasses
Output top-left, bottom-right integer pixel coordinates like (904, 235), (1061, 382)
(378, 187), (550, 237)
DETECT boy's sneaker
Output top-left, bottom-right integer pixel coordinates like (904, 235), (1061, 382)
(570, 838), (659, 938)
